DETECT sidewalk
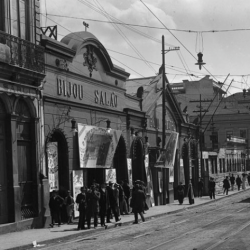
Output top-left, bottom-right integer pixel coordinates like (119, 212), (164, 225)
(1, 188), (248, 250)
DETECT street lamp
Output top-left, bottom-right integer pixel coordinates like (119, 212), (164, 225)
(71, 118), (77, 136)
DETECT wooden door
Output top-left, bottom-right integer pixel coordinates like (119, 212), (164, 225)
(0, 120), (8, 223)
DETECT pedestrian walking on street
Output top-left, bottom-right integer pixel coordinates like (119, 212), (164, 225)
(130, 184), (145, 224)
(247, 173), (250, 186)
(208, 178), (216, 199)
(76, 186), (87, 230)
(86, 184), (100, 229)
(113, 183), (120, 216)
(236, 175), (242, 191)
(230, 174), (235, 191)
(118, 182), (129, 215)
(197, 178), (204, 197)
(49, 190), (64, 227)
(106, 182), (120, 223)
(64, 190), (74, 224)
(123, 180), (131, 212)
(187, 180), (194, 205)
(223, 176), (230, 195)
(99, 183), (109, 228)
(177, 182), (185, 205)
(242, 173), (247, 190)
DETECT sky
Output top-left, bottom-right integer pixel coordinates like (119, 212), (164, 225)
(40, 0), (250, 95)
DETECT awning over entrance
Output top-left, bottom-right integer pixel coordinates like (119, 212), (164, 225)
(77, 124), (122, 168)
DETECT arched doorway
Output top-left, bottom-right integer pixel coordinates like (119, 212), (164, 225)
(46, 129), (69, 196)
(113, 135), (128, 183)
(16, 99), (37, 220)
(131, 137), (146, 183)
(0, 98), (8, 223)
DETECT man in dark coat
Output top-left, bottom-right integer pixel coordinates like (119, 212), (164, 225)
(106, 182), (120, 223)
(49, 190), (64, 227)
(76, 186), (87, 230)
(223, 176), (230, 195)
(197, 178), (204, 197)
(236, 175), (242, 191)
(99, 183), (109, 227)
(122, 180), (131, 210)
(130, 184), (145, 224)
(86, 185), (100, 229)
(230, 174), (235, 191)
(208, 178), (216, 199)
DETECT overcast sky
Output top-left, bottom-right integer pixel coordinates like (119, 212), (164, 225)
(40, 0), (250, 95)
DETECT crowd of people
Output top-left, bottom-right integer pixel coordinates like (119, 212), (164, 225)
(176, 173), (250, 205)
(49, 180), (148, 229)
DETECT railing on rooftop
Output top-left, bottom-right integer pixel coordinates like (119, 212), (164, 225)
(0, 30), (45, 74)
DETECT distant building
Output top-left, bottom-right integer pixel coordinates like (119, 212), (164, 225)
(172, 76), (249, 194)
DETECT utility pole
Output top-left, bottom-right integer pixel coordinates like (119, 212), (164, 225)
(162, 35), (179, 205)
(192, 95), (209, 181)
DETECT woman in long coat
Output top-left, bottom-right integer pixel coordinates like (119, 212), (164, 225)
(177, 182), (185, 205)
(130, 184), (145, 224)
(236, 175), (242, 191)
(187, 180), (194, 205)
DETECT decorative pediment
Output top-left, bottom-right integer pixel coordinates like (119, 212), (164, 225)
(83, 45), (97, 77)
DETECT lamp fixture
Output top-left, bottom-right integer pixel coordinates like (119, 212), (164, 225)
(106, 119), (111, 133)
(71, 118), (77, 136)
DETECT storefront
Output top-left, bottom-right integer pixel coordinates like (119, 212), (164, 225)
(41, 31), (131, 221)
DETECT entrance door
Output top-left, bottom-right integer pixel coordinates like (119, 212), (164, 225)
(0, 120), (8, 223)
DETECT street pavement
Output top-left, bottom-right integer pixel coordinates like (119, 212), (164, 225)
(0, 187), (248, 250)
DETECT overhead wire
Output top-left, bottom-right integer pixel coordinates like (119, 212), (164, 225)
(89, 0), (156, 74)
(44, 14), (250, 34)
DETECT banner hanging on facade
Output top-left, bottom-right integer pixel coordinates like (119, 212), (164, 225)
(155, 132), (179, 169)
(46, 142), (59, 192)
(72, 170), (84, 217)
(77, 124), (122, 168)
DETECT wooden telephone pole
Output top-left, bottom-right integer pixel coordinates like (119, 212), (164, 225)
(162, 35), (179, 205)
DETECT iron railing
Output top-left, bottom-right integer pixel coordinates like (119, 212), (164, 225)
(0, 30), (45, 73)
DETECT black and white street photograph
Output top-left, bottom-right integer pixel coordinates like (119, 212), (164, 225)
(0, 0), (250, 249)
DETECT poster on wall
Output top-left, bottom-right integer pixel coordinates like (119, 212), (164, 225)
(72, 170), (84, 218)
(179, 159), (185, 185)
(127, 158), (133, 187)
(105, 169), (117, 184)
(158, 171), (163, 193)
(46, 142), (59, 192)
(155, 132), (179, 183)
(77, 124), (122, 168)
(144, 154), (155, 206)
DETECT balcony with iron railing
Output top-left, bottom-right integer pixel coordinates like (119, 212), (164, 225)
(0, 30), (45, 74)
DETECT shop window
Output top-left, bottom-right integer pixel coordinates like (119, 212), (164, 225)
(223, 159), (225, 173)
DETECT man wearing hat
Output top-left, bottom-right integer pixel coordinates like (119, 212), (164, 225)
(76, 187), (87, 230)
(106, 182), (120, 223)
(49, 190), (64, 227)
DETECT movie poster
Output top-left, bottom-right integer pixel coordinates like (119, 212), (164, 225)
(72, 170), (84, 217)
(77, 124), (122, 168)
(155, 132), (179, 183)
(180, 159), (185, 185)
(145, 154), (155, 206)
(127, 158), (133, 187)
(46, 142), (59, 192)
(105, 169), (117, 183)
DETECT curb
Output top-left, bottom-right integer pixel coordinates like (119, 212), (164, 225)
(7, 189), (248, 250)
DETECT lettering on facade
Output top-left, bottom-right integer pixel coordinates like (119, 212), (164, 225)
(2, 83), (31, 95)
(57, 78), (83, 100)
(94, 90), (118, 107)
